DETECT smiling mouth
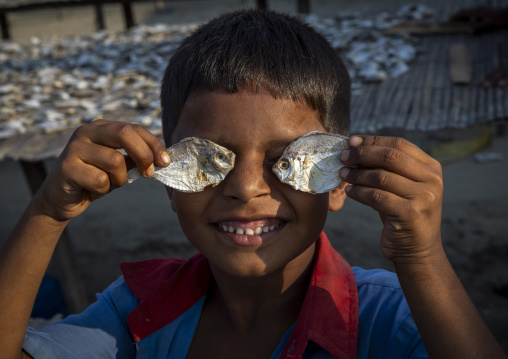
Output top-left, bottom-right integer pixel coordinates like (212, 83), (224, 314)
(216, 219), (284, 235)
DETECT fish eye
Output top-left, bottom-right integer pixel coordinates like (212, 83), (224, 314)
(278, 158), (290, 170)
(215, 153), (226, 162)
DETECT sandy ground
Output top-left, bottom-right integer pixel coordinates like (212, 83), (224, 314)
(1, 0), (507, 354)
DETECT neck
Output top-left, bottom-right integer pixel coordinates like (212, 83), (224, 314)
(208, 243), (315, 332)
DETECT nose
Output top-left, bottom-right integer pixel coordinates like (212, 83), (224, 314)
(221, 155), (271, 202)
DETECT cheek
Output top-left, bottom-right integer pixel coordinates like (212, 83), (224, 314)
(172, 190), (215, 227)
(283, 188), (330, 222)
(173, 193), (198, 221)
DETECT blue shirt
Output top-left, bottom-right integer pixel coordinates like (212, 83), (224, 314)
(23, 233), (428, 359)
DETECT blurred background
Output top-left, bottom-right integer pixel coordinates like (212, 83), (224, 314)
(0, 0), (507, 353)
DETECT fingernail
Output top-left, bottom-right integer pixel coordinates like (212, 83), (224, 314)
(349, 136), (363, 147)
(146, 164), (155, 177)
(340, 150), (350, 162)
(345, 185), (352, 194)
(339, 167), (350, 180)
(161, 151), (170, 165)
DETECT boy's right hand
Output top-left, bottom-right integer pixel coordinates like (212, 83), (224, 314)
(35, 120), (170, 222)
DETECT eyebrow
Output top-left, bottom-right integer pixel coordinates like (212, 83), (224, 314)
(212, 138), (294, 152)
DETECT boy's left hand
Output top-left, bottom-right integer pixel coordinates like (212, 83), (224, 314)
(339, 136), (444, 264)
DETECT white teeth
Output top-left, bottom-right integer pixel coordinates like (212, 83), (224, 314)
(220, 223), (281, 235)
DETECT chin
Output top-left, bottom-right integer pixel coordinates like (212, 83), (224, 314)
(212, 254), (281, 279)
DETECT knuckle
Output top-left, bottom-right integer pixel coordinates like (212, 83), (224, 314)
(109, 151), (126, 169)
(71, 124), (90, 140)
(372, 170), (388, 186)
(64, 139), (81, 156)
(93, 172), (110, 192)
(368, 190), (385, 206)
(426, 166), (444, 188)
(139, 148), (154, 164)
(60, 157), (76, 176)
(382, 148), (399, 165)
(434, 162), (443, 176)
(423, 190), (437, 205)
(432, 172), (444, 189)
(129, 123), (146, 135)
(361, 136), (376, 146)
(354, 146), (366, 160)
(118, 124), (137, 139)
(392, 136), (406, 149)
(409, 189), (437, 216)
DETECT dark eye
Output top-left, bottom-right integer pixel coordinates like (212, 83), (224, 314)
(215, 153), (226, 162)
(278, 158), (290, 170)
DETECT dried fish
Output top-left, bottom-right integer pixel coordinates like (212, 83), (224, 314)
(272, 131), (349, 194)
(0, 4), (433, 140)
(127, 137), (235, 192)
(303, 4), (431, 86)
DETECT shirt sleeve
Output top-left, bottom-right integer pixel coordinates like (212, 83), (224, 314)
(23, 276), (139, 359)
(353, 267), (429, 359)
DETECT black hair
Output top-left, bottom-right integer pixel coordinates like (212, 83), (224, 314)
(160, 9), (351, 143)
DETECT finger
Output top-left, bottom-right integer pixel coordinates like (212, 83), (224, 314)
(77, 121), (169, 177)
(132, 125), (171, 168)
(345, 184), (406, 217)
(340, 140), (439, 182)
(340, 147), (436, 183)
(62, 159), (112, 196)
(340, 166), (418, 198)
(76, 142), (129, 188)
(346, 136), (435, 166)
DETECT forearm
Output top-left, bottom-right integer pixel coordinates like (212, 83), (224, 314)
(0, 196), (68, 359)
(395, 244), (506, 359)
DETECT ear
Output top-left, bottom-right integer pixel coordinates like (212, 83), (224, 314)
(165, 186), (177, 213)
(328, 182), (348, 212)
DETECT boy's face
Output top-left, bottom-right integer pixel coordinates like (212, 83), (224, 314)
(168, 89), (347, 278)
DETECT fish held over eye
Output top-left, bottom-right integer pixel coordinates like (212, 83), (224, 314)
(272, 131), (349, 194)
(127, 137), (235, 192)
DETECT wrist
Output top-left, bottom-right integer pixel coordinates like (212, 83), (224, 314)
(392, 244), (451, 283)
(29, 193), (71, 228)
(391, 239), (448, 270)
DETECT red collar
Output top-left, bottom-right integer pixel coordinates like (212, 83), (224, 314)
(121, 232), (358, 358)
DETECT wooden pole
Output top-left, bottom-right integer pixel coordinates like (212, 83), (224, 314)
(0, 12), (10, 40)
(94, 4), (105, 31)
(122, 1), (135, 29)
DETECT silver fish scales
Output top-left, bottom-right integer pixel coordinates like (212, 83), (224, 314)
(272, 131), (349, 194)
(127, 137), (235, 192)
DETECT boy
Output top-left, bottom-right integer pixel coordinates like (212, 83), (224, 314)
(1, 9), (505, 359)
